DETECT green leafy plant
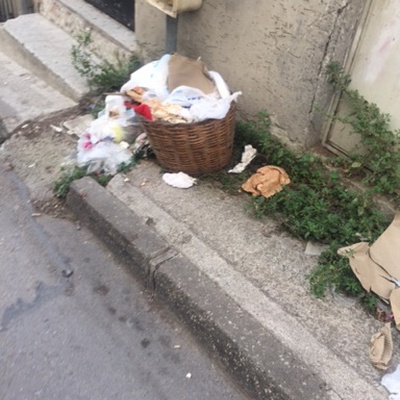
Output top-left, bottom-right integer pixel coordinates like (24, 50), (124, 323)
(326, 61), (400, 197)
(54, 157), (137, 198)
(71, 31), (141, 95)
(235, 112), (389, 310)
(54, 166), (88, 198)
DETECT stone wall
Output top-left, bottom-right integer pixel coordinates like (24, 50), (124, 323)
(135, 0), (365, 149)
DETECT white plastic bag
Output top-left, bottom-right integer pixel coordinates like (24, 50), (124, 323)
(120, 54), (170, 101)
(87, 116), (126, 143)
(164, 86), (241, 121)
(208, 70), (231, 99)
(382, 365), (400, 399)
(77, 139), (132, 175)
(190, 91), (241, 121)
(104, 95), (135, 127)
(165, 86), (209, 107)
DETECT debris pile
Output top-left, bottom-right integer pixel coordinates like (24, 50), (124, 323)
(75, 53), (241, 175)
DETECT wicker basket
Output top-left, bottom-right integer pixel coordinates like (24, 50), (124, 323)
(140, 104), (236, 176)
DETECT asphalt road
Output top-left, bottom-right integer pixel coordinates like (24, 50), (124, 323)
(0, 167), (248, 400)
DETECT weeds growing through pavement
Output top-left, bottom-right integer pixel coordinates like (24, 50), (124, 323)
(224, 62), (400, 311)
(54, 158), (138, 199)
(230, 109), (390, 311)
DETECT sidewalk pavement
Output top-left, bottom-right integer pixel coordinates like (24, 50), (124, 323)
(66, 159), (397, 400)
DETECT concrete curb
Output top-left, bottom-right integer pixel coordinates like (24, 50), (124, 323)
(67, 176), (331, 400)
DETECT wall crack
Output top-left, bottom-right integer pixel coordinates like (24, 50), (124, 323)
(309, 0), (353, 118)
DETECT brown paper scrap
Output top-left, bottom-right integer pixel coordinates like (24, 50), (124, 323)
(390, 288), (400, 330)
(369, 213), (400, 280)
(338, 242), (395, 300)
(242, 166), (290, 199)
(338, 213), (400, 303)
(369, 323), (393, 370)
(167, 53), (215, 94)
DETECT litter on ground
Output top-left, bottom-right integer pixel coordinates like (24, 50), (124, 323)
(241, 165), (290, 198)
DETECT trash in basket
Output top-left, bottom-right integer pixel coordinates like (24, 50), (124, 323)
(120, 53), (242, 175)
(74, 53), (241, 176)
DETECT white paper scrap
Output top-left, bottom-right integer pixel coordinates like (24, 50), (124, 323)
(382, 364), (400, 399)
(162, 172), (197, 189)
(228, 144), (257, 173)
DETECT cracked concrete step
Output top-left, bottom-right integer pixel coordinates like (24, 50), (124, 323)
(37, 0), (137, 65)
(0, 13), (90, 102)
(0, 50), (77, 141)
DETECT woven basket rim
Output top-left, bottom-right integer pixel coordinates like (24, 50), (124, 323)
(138, 102), (236, 127)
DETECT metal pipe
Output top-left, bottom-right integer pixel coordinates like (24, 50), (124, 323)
(166, 14), (178, 53)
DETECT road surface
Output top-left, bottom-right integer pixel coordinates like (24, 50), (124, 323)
(0, 166), (248, 400)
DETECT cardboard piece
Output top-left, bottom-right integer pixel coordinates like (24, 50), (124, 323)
(339, 213), (400, 326)
(241, 166), (290, 198)
(391, 288), (400, 330)
(338, 242), (395, 300)
(167, 54), (215, 94)
(369, 213), (400, 279)
(369, 323), (393, 370)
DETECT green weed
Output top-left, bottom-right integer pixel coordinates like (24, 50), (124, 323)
(235, 112), (389, 310)
(54, 166), (88, 198)
(54, 157), (137, 198)
(71, 31), (141, 96)
(326, 61), (400, 198)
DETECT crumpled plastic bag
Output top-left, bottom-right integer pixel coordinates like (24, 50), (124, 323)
(87, 116), (126, 143)
(163, 85), (241, 122)
(369, 323), (393, 370)
(76, 116), (131, 175)
(93, 95), (142, 144)
(103, 95), (136, 127)
(242, 166), (290, 198)
(189, 91), (240, 121)
(77, 138), (132, 175)
(121, 54), (170, 101)
(382, 364), (400, 399)
(76, 94), (140, 175)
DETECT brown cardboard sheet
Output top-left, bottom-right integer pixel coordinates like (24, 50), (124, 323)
(339, 213), (400, 326)
(167, 53), (215, 94)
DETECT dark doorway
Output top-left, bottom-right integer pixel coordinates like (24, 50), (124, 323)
(0, 0), (34, 22)
(85, 0), (135, 30)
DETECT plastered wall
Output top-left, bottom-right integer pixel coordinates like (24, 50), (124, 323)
(135, 0), (365, 149)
